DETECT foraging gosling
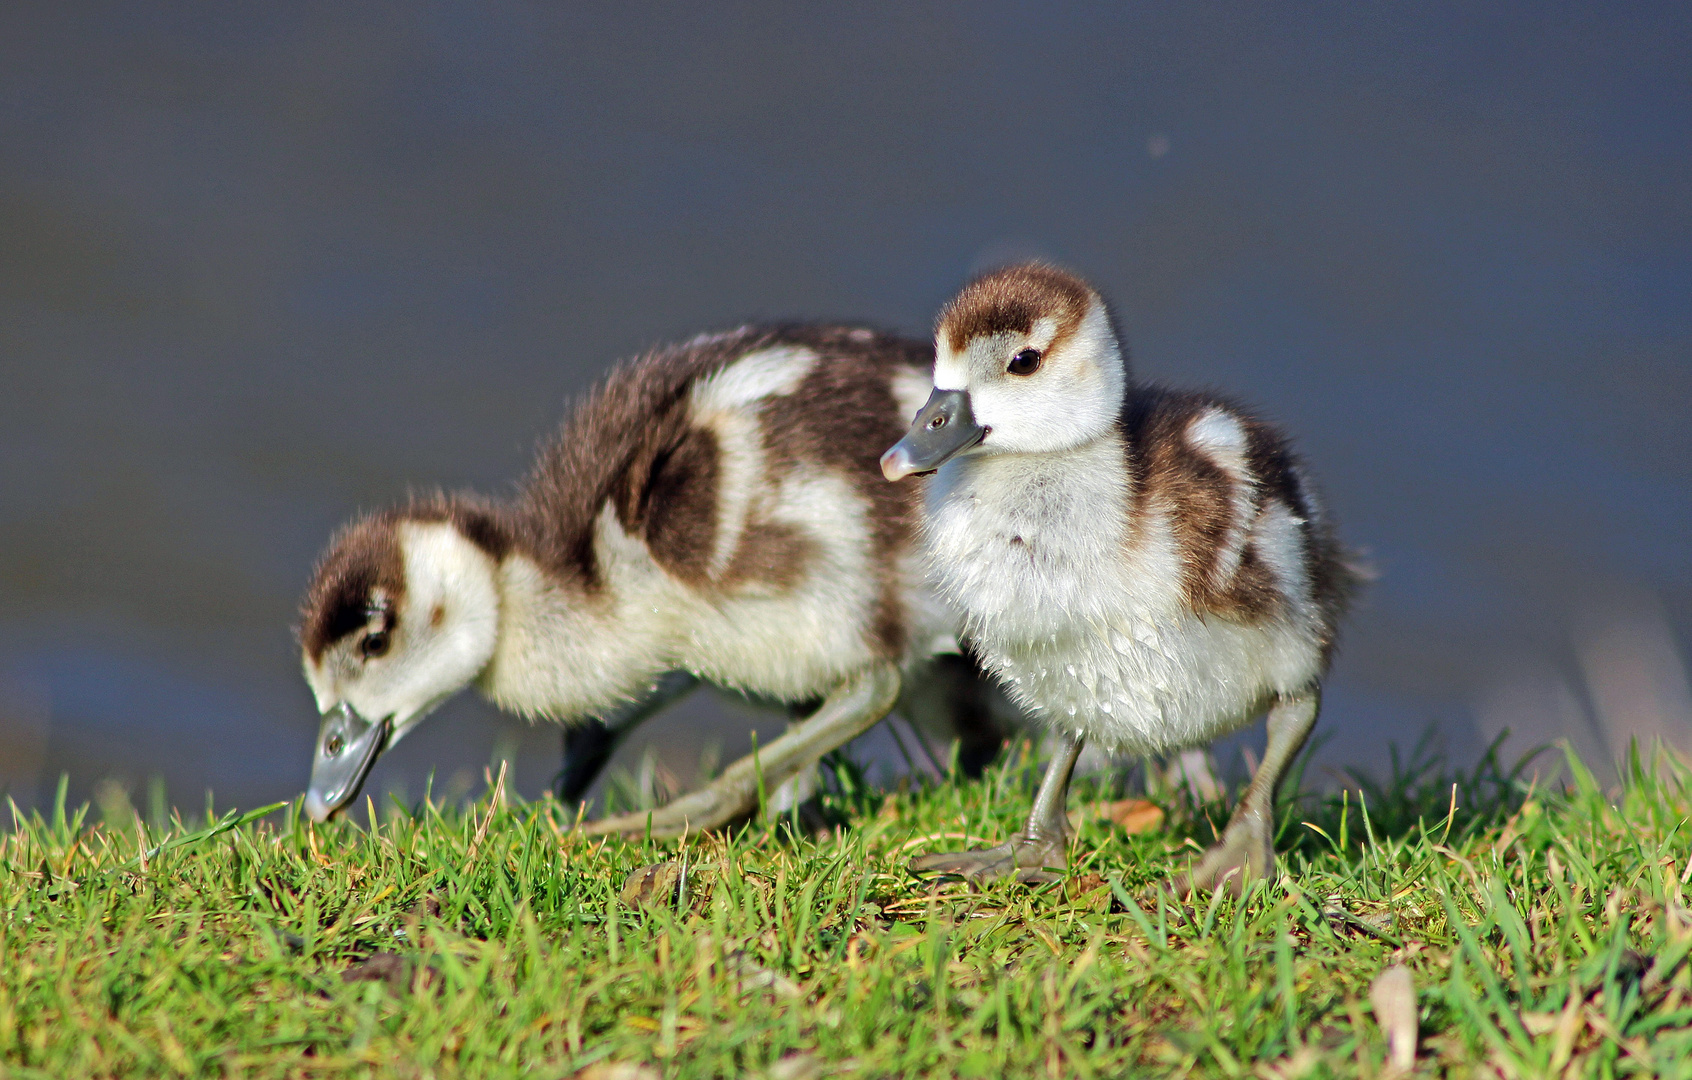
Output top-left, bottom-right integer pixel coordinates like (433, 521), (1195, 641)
(298, 325), (1012, 828)
(883, 264), (1357, 892)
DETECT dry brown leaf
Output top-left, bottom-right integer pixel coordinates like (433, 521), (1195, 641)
(1063, 872), (1111, 911)
(342, 951), (441, 995)
(1068, 798), (1165, 834)
(619, 861), (683, 907)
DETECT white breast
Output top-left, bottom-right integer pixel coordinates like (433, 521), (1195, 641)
(923, 435), (1324, 754)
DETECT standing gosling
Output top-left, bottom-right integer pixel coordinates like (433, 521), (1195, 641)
(298, 325), (1010, 829)
(883, 265), (1356, 892)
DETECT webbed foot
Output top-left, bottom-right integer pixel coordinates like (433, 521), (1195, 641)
(1166, 688), (1321, 897)
(910, 831), (1068, 885)
(1168, 812), (1274, 897)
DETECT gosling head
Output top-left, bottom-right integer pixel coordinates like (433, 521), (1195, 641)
(296, 505), (506, 820)
(882, 263), (1125, 480)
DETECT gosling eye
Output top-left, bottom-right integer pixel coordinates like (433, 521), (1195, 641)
(1007, 347), (1043, 376)
(360, 631), (390, 659)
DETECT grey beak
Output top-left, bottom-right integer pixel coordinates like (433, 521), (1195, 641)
(881, 388), (986, 480)
(304, 703), (391, 822)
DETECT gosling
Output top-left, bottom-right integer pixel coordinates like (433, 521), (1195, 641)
(299, 325), (1013, 829)
(883, 265), (1357, 892)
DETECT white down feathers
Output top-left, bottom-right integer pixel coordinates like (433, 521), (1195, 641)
(470, 344), (956, 718)
(920, 388), (1327, 755)
(920, 269), (1326, 758)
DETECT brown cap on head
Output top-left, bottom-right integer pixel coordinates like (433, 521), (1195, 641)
(937, 263), (1095, 353)
(298, 514), (405, 664)
(297, 495), (513, 663)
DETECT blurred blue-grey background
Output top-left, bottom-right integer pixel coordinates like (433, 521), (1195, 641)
(3, 2), (1689, 813)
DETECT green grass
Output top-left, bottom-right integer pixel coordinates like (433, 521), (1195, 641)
(4, 738), (1692, 1079)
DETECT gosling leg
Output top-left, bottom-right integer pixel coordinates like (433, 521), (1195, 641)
(582, 664), (901, 838)
(910, 730), (1086, 884)
(1171, 687), (1319, 896)
(555, 671), (700, 805)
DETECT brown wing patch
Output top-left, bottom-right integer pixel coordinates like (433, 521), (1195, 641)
(755, 326), (934, 659)
(1123, 388), (1246, 614)
(516, 326), (926, 599)
(938, 263), (1093, 352)
(519, 334), (741, 589)
(721, 519), (817, 591)
(1241, 417), (1359, 651)
(504, 325), (933, 654)
(1122, 386), (1360, 649)
(1216, 540), (1282, 623)
(1124, 387), (1337, 625)
(620, 423), (720, 585)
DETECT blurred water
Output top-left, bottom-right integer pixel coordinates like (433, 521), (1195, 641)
(2, 2), (1688, 812)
